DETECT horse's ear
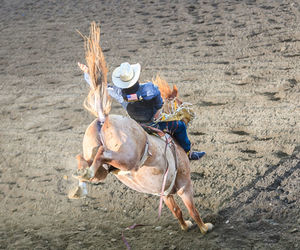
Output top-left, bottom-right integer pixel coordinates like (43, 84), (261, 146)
(171, 85), (178, 98)
(172, 85), (184, 105)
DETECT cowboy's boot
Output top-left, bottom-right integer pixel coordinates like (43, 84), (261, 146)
(188, 151), (206, 160)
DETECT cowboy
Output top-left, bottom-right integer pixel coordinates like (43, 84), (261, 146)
(78, 62), (205, 161)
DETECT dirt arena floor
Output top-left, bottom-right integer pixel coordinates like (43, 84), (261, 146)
(0, 0), (299, 249)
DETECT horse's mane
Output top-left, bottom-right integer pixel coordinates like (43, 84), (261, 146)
(80, 22), (111, 122)
(153, 75), (195, 125)
(152, 74), (178, 100)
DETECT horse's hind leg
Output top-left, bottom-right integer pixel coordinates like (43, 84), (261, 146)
(178, 185), (213, 234)
(163, 195), (193, 231)
(76, 154), (91, 169)
(75, 146), (108, 182)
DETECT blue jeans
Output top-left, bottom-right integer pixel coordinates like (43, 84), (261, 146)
(152, 120), (191, 152)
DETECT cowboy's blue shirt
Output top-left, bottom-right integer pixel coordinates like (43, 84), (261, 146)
(84, 72), (163, 123)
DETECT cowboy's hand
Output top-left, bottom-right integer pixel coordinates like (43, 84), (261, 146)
(78, 62), (88, 73)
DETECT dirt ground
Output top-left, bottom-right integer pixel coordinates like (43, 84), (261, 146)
(0, 0), (299, 249)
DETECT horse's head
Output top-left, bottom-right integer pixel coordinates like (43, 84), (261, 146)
(153, 75), (183, 112)
(162, 85), (183, 114)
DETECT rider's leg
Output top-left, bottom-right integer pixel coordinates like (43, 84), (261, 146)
(155, 121), (205, 160)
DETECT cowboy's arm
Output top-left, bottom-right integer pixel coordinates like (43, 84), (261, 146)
(142, 83), (164, 120)
(107, 85), (128, 109)
(83, 72), (127, 108)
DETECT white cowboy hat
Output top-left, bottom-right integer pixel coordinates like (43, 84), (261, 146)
(112, 62), (141, 89)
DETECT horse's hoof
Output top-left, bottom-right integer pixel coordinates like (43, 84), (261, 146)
(200, 223), (214, 234)
(206, 223), (214, 232)
(181, 220), (193, 231)
(72, 168), (93, 181)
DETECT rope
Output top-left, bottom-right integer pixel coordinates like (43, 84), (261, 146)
(158, 134), (174, 218)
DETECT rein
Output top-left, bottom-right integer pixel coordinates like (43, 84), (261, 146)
(138, 139), (151, 167)
(158, 133), (178, 218)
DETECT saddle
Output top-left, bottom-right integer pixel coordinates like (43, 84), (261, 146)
(141, 124), (166, 138)
(141, 124), (177, 167)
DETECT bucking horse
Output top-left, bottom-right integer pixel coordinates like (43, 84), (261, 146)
(72, 22), (213, 234)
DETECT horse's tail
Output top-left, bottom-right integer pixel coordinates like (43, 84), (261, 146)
(152, 74), (178, 101)
(82, 22), (111, 123)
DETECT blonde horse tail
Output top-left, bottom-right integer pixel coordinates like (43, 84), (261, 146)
(81, 22), (111, 123)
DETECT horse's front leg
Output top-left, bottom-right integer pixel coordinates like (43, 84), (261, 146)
(163, 195), (193, 231)
(178, 184), (213, 234)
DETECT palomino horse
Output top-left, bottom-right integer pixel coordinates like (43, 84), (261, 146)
(74, 22), (213, 234)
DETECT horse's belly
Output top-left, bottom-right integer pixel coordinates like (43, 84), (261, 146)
(113, 164), (177, 195)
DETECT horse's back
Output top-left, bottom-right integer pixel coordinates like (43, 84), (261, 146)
(101, 114), (146, 151)
(84, 115), (147, 157)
